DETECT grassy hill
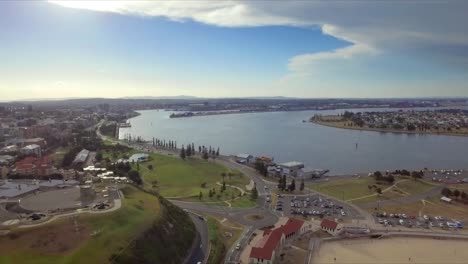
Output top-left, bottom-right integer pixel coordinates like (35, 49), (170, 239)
(0, 185), (195, 264)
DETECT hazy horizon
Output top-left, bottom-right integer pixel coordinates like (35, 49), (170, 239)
(1, 1), (468, 100)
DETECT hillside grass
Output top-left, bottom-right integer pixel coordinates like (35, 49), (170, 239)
(0, 185), (161, 264)
(137, 154), (250, 198)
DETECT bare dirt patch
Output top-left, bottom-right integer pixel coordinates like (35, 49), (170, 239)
(0, 218), (91, 255)
(244, 214), (264, 221)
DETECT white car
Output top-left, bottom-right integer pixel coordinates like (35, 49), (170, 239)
(235, 243), (241, 250)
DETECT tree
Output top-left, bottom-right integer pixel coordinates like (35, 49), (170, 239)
(222, 181), (226, 192)
(202, 151), (209, 160)
(281, 175), (287, 191)
(251, 185), (258, 200)
(208, 189), (213, 198)
(216, 147), (220, 156)
(128, 170), (142, 185)
(180, 146), (186, 160)
(441, 187), (452, 197)
(453, 189), (461, 199)
(300, 179), (305, 191)
(198, 146), (202, 153)
(186, 145), (192, 157)
(373, 171), (383, 180)
(289, 179), (296, 192)
(136, 161), (140, 171)
(461, 191), (467, 200)
(95, 152), (103, 162)
(199, 191), (203, 200)
(376, 187), (382, 195)
(147, 164), (153, 170)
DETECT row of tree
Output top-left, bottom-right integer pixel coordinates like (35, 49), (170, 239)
(441, 188), (468, 200)
(152, 138), (178, 150)
(180, 143), (220, 160)
(277, 175), (304, 192)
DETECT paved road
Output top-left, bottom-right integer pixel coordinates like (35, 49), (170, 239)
(184, 213), (208, 264)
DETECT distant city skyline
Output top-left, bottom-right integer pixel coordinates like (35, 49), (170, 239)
(1, 1), (468, 100)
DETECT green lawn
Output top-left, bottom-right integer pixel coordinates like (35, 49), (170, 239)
(310, 177), (388, 201)
(206, 217), (227, 264)
(0, 185), (161, 264)
(395, 179), (434, 194)
(137, 154), (250, 198)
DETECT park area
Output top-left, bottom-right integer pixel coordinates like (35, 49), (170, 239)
(310, 176), (436, 205)
(314, 237), (468, 264)
(0, 185), (161, 264)
(136, 153), (251, 199)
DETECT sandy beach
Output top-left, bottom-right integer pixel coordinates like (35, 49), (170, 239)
(314, 237), (468, 264)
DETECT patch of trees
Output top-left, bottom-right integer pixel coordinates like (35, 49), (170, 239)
(99, 123), (117, 138)
(128, 170), (142, 185)
(373, 171), (395, 184)
(441, 188), (468, 201)
(61, 146), (82, 168)
(254, 160), (268, 177)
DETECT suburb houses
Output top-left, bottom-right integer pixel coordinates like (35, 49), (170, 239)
(249, 218), (311, 264)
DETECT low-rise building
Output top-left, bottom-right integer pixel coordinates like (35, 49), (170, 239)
(320, 219), (343, 236)
(20, 144), (41, 157)
(72, 149), (90, 166)
(249, 218), (311, 264)
(298, 167), (329, 179)
(278, 161), (304, 177)
(15, 156), (54, 177)
(0, 155), (15, 165)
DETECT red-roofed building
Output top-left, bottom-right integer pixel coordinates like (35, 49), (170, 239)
(15, 156), (55, 177)
(249, 218), (311, 264)
(320, 219), (343, 236)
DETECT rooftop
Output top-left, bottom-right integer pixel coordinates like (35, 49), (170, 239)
(250, 218), (304, 260)
(279, 161), (304, 168)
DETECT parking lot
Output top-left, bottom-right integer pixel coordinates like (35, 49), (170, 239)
(269, 193), (362, 220)
(426, 169), (468, 184)
(374, 211), (464, 230)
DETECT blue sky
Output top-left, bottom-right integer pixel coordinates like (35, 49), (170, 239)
(1, 1), (467, 100)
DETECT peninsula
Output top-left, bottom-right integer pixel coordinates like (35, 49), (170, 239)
(311, 109), (468, 137)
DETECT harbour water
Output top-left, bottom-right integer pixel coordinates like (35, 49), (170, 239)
(119, 109), (468, 175)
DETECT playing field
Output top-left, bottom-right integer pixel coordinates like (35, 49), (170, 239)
(315, 237), (468, 264)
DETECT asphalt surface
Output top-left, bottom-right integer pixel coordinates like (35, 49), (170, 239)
(184, 213), (208, 264)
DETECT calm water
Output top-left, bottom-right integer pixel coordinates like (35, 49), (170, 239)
(119, 109), (468, 175)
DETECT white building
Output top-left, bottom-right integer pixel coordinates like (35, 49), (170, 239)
(20, 144), (41, 157)
(278, 161), (304, 177)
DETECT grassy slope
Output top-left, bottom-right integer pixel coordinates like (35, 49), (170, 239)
(311, 177), (435, 204)
(310, 177), (385, 201)
(206, 217), (227, 264)
(0, 185), (194, 264)
(138, 154), (249, 197)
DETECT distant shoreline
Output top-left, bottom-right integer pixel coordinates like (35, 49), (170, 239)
(311, 119), (468, 138)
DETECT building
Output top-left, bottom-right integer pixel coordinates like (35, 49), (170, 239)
(20, 144), (42, 157)
(249, 218), (311, 264)
(440, 196), (452, 203)
(129, 153), (150, 163)
(256, 155), (275, 166)
(0, 166), (9, 179)
(0, 155), (15, 166)
(235, 153), (254, 164)
(72, 149), (90, 166)
(278, 161), (304, 177)
(0, 145), (18, 155)
(320, 219), (343, 236)
(15, 156), (55, 177)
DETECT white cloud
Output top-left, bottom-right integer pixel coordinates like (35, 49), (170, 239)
(49, 1), (468, 85)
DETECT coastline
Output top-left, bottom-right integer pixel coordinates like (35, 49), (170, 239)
(311, 120), (468, 138)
